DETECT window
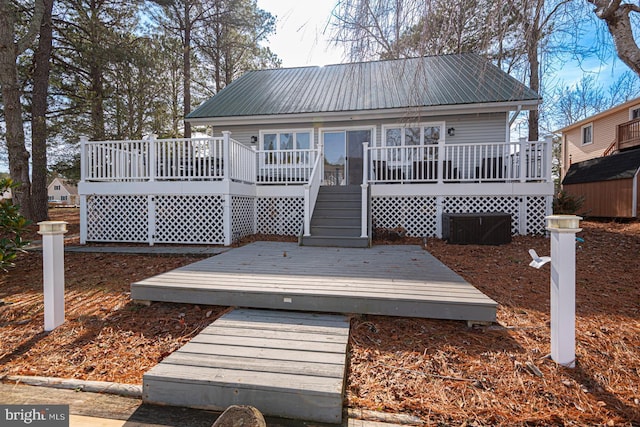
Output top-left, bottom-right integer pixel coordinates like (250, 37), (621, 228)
(382, 123), (443, 162)
(48, 196), (54, 201)
(382, 124), (442, 146)
(53, 185), (61, 190)
(630, 107), (640, 120)
(581, 124), (592, 145)
(60, 195), (67, 201)
(261, 130), (313, 164)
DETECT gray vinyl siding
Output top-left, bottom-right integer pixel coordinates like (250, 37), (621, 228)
(210, 112), (508, 148)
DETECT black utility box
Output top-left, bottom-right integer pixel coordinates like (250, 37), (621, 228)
(442, 212), (512, 245)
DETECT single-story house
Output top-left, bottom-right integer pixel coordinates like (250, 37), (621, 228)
(562, 149), (640, 218)
(48, 177), (79, 206)
(78, 53), (554, 246)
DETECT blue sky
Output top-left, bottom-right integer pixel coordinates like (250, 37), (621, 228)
(257, 0), (633, 88)
(257, 0), (637, 137)
(257, 0), (342, 67)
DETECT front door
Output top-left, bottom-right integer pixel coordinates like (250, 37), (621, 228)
(322, 130), (371, 186)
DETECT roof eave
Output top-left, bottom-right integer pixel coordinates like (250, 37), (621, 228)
(186, 99), (540, 126)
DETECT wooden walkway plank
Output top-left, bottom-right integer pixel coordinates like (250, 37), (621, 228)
(195, 326), (350, 344)
(188, 333), (347, 353)
(161, 352), (345, 378)
(173, 342), (346, 365)
(143, 308), (350, 424)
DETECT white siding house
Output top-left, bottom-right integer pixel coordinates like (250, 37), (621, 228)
(48, 177), (79, 206)
(79, 54), (554, 246)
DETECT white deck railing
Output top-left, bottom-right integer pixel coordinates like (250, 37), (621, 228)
(227, 133), (256, 184)
(255, 148), (317, 184)
(81, 134), (254, 183)
(81, 135), (551, 186)
(303, 148), (324, 236)
(366, 138), (551, 184)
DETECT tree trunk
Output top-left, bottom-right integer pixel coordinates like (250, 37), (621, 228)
(524, 8), (541, 142)
(89, 63), (105, 139)
(0, 0), (33, 218)
(88, 0), (105, 140)
(183, 0), (192, 138)
(589, 1), (640, 77)
(527, 39), (540, 141)
(31, 0), (55, 222)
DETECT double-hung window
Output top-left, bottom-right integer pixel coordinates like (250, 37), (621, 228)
(581, 124), (593, 146)
(261, 130), (312, 164)
(381, 123), (443, 164)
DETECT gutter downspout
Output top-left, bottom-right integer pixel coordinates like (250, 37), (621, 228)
(509, 105), (523, 128)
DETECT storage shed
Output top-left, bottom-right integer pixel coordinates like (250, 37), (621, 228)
(562, 149), (640, 218)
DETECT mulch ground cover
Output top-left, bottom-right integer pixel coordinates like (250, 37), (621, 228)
(1, 209), (638, 426)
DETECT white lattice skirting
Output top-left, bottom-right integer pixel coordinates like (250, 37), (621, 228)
(85, 194), (549, 245)
(256, 197), (304, 236)
(85, 195), (305, 245)
(87, 194), (228, 244)
(232, 196), (256, 242)
(372, 195), (551, 238)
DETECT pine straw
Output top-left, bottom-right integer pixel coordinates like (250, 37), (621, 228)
(1, 216), (639, 425)
(0, 252), (226, 385)
(350, 221), (639, 426)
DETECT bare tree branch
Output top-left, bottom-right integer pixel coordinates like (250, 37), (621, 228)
(588, 0), (640, 76)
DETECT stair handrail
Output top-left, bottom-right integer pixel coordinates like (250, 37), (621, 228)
(303, 146), (323, 237)
(361, 141), (369, 238)
(603, 138), (617, 157)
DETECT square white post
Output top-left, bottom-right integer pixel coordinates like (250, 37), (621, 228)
(38, 221), (68, 332)
(546, 215), (582, 368)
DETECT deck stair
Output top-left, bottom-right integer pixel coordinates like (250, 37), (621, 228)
(301, 185), (369, 248)
(143, 308), (350, 424)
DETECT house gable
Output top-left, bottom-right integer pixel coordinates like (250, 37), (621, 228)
(48, 177), (79, 204)
(559, 97), (640, 178)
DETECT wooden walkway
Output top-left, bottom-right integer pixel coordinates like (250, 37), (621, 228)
(131, 242), (497, 322)
(144, 308), (350, 423)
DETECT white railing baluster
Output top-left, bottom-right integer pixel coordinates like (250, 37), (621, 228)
(148, 135), (155, 181)
(80, 137), (553, 185)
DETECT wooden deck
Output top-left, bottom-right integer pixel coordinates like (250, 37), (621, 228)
(144, 308), (350, 423)
(131, 242), (497, 322)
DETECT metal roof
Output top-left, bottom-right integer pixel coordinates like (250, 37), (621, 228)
(562, 148), (640, 185)
(187, 53), (540, 120)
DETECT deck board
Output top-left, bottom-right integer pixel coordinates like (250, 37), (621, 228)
(143, 308), (350, 423)
(131, 242), (497, 322)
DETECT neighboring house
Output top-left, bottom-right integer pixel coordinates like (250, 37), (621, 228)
(78, 53), (554, 246)
(558, 96), (640, 180)
(1, 188), (11, 201)
(562, 150), (640, 218)
(558, 97), (640, 218)
(48, 177), (79, 206)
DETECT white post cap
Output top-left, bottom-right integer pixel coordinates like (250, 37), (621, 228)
(545, 215), (582, 230)
(37, 221), (69, 235)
